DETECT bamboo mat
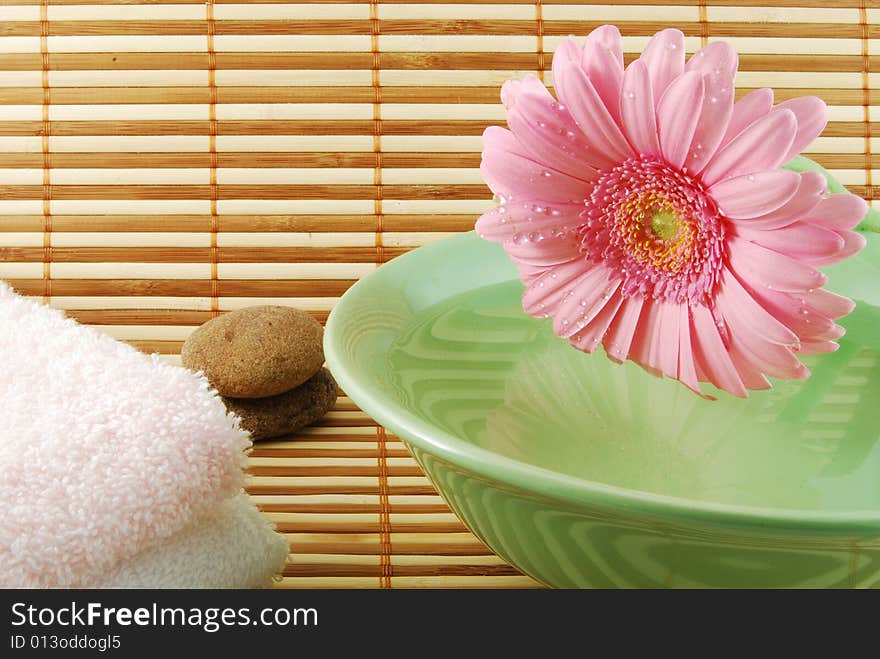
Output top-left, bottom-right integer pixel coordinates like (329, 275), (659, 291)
(0, 0), (877, 587)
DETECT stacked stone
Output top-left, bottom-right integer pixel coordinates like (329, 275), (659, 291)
(181, 305), (337, 441)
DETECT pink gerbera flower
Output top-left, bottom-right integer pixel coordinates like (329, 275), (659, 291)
(476, 25), (868, 398)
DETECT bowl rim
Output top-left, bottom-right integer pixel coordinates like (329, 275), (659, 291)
(325, 231), (880, 535)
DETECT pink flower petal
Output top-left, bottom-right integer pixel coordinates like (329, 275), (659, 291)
(725, 170), (826, 230)
(727, 235), (827, 293)
(602, 295), (644, 363)
(681, 42), (737, 173)
(551, 38), (583, 89)
(482, 124), (522, 154)
(726, 322), (807, 380)
(500, 79), (522, 110)
(620, 59), (661, 157)
(506, 81), (608, 177)
(803, 193), (868, 231)
(521, 259), (592, 316)
(772, 96), (827, 164)
(475, 200), (585, 242)
(684, 72), (735, 175)
(728, 342), (772, 391)
(685, 41), (739, 76)
(799, 340), (840, 355)
(553, 267), (620, 338)
(736, 222), (845, 261)
(581, 24), (625, 125)
(741, 281), (842, 342)
(653, 299), (681, 379)
(715, 268), (799, 345)
(553, 60), (632, 163)
(504, 234), (582, 266)
(569, 291), (625, 352)
(809, 229), (866, 266)
(628, 298), (661, 374)
(480, 127), (594, 203)
(640, 28), (685, 108)
(709, 169), (800, 219)
(515, 261), (549, 286)
(803, 287), (854, 320)
(720, 88), (774, 149)
(690, 304), (748, 398)
(676, 305), (704, 396)
(657, 71), (704, 169)
(685, 41), (738, 80)
(700, 108), (797, 186)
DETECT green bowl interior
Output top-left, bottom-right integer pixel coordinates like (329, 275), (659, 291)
(325, 229), (880, 532)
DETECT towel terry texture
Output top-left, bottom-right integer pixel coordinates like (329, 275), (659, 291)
(91, 493), (289, 589)
(0, 281), (288, 588)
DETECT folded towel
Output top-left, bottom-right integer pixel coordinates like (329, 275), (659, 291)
(0, 282), (253, 588)
(91, 492), (288, 589)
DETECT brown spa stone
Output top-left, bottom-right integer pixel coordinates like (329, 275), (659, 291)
(181, 305), (324, 398)
(222, 368), (338, 440)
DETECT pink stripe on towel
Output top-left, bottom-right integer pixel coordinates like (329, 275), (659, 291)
(0, 282), (251, 588)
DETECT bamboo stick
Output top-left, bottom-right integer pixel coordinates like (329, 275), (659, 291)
(0, 0), (875, 7)
(272, 574), (543, 589)
(389, 576), (543, 589)
(283, 532), (493, 556)
(246, 476), (436, 496)
(2, 85), (877, 105)
(2, 19), (879, 40)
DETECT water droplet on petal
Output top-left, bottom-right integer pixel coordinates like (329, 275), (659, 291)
(668, 42), (678, 50)
(710, 96), (718, 104)
(541, 170), (552, 178)
(747, 174), (755, 182)
(626, 91), (636, 99)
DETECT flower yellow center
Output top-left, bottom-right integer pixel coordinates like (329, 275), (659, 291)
(578, 156), (726, 304)
(612, 193), (697, 275)
(648, 207), (681, 241)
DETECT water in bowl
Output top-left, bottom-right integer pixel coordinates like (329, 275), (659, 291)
(386, 280), (880, 512)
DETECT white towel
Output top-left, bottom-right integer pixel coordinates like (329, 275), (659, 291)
(92, 492), (289, 589)
(0, 281), (287, 588)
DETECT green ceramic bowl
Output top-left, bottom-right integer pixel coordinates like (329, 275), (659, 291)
(325, 177), (880, 589)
